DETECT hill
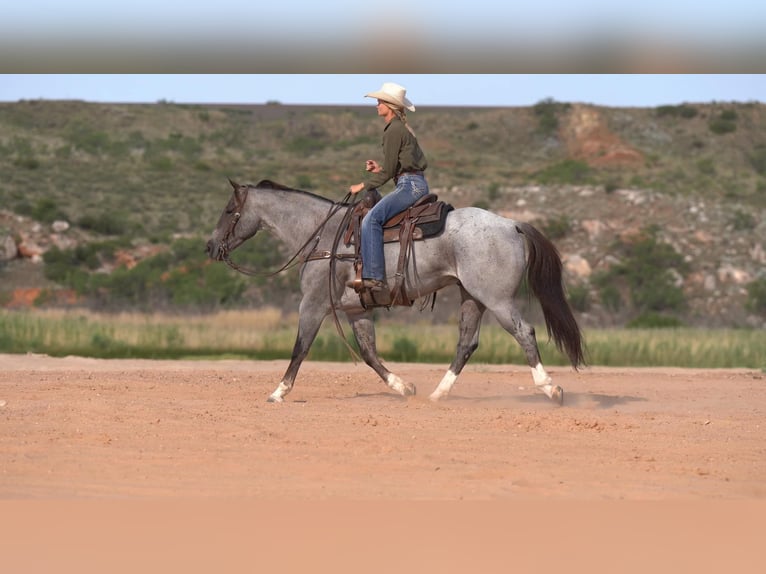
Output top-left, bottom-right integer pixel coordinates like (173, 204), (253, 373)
(1, 98), (765, 328)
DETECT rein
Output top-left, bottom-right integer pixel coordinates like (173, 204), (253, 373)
(220, 187), (355, 278)
(220, 185), (363, 362)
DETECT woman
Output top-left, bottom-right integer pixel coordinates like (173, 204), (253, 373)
(348, 82), (429, 302)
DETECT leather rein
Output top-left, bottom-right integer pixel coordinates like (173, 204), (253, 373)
(219, 186), (363, 361)
(219, 186), (357, 278)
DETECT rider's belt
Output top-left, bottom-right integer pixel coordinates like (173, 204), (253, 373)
(394, 170), (424, 184)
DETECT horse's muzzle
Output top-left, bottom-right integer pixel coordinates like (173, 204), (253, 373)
(206, 239), (223, 261)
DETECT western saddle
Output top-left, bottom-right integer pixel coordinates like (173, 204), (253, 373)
(343, 189), (453, 308)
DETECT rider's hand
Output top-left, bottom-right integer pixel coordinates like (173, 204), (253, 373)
(365, 160), (381, 173)
(349, 183), (365, 194)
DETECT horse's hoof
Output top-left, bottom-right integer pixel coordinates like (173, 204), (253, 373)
(551, 386), (564, 406)
(267, 395), (283, 403)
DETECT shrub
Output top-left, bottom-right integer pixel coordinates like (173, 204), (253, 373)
(534, 159), (592, 185)
(567, 285), (590, 312)
(599, 284), (622, 312)
(296, 174), (313, 189)
(487, 182), (501, 202)
(746, 277), (766, 315)
(17, 198), (67, 223)
(656, 104), (698, 118)
(627, 313), (683, 328)
(604, 179), (620, 194)
(709, 110), (737, 135)
(388, 336), (418, 362)
(594, 227), (688, 316)
(13, 156), (40, 170)
(697, 158), (716, 176)
(65, 126), (112, 155)
(78, 212), (131, 235)
(540, 215), (571, 240)
(533, 98), (570, 135)
(749, 145), (766, 175)
(286, 137), (327, 155)
(730, 210), (756, 231)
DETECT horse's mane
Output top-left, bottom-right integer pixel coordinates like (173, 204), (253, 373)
(254, 179), (299, 191)
(251, 179), (339, 204)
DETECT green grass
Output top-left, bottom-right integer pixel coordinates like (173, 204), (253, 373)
(1, 309), (763, 369)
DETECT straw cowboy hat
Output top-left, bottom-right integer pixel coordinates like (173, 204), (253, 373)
(365, 82), (416, 112)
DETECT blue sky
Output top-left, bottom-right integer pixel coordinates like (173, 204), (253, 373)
(1, 75), (764, 108)
(1, 2), (764, 73)
(2, 1), (764, 41)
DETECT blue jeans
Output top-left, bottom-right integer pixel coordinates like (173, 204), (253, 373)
(361, 173), (429, 281)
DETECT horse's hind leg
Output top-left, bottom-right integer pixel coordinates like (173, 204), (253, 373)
(493, 304), (564, 405)
(429, 290), (485, 401)
(348, 310), (416, 397)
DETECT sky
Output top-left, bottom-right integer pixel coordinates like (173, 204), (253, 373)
(1, 2), (764, 73)
(1, 75), (764, 108)
(2, 0), (764, 41)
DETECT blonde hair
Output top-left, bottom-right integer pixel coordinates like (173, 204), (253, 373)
(383, 102), (416, 137)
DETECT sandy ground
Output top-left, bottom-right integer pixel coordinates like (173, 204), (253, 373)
(1, 353), (764, 501)
(2, 354), (765, 572)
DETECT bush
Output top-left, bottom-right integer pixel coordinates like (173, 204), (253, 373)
(13, 156), (40, 170)
(709, 110), (737, 135)
(533, 98), (570, 135)
(594, 227), (688, 316)
(746, 277), (766, 315)
(286, 136), (327, 155)
(749, 146), (766, 175)
(567, 285), (590, 312)
(17, 198), (67, 224)
(598, 283), (622, 312)
(388, 336), (418, 362)
(697, 158), (716, 176)
(78, 212), (131, 235)
(627, 313), (683, 328)
(540, 215), (571, 240)
(487, 182), (501, 202)
(730, 210), (756, 231)
(656, 104), (698, 118)
(65, 126), (112, 155)
(534, 159), (592, 185)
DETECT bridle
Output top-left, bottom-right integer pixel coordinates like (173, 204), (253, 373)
(219, 184), (356, 278)
(217, 184), (362, 360)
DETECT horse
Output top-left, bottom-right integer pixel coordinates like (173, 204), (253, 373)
(206, 179), (585, 404)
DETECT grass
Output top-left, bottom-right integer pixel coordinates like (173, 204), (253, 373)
(1, 309), (763, 369)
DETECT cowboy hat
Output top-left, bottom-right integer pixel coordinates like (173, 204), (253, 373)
(365, 82), (416, 112)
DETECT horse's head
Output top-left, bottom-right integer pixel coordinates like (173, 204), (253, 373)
(206, 179), (262, 261)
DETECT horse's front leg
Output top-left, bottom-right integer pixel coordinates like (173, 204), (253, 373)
(347, 310), (416, 397)
(268, 301), (327, 403)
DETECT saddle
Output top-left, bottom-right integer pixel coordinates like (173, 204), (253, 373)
(344, 189), (453, 308)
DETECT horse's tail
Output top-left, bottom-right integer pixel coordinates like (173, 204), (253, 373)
(516, 222), (586, 369)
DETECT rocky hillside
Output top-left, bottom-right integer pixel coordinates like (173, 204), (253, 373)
(1, 99), (764, 327)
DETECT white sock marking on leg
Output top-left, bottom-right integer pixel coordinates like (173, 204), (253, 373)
(531, 363), (554, 399)
(430, 369), (457, 401)
(386, 373), (406, 395)
(269, 381), (290, 402)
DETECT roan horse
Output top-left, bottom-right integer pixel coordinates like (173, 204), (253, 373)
(206, 179), (585, 404)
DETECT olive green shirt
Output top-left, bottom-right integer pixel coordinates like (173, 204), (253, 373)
(362, 116), (428, 191)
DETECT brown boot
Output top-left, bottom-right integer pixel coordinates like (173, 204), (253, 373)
(348, 278), (392, 306)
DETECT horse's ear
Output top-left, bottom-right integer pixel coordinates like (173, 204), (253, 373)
(228, 178), (239, 190)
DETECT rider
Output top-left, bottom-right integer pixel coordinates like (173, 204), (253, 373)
(348, 82), (429, 301)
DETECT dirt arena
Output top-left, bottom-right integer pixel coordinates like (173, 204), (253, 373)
(1, 353), (764, 500)
(2, 354), (765, 572)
